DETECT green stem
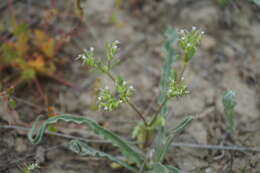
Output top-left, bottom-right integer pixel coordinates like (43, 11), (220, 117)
(103, 69), (148, 126)
(148, 96), (169, 126)
(148, 61), (188, 127)
(178, 62), (187, 82)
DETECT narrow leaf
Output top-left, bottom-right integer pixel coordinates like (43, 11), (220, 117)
(28, 114), (144, 165)
(159, 27), (178, 118)
(223, 90), (236, 133)
(153, 27), (178, 162)
(147, 163), (169, 173)
(69, 140), (137, 172)
(165, 165), (181, 173)
(155, 116), (193, 163)
(8, 97), (17, 109)
(252, 0), (260, 6)
(167, 116), (194, 135)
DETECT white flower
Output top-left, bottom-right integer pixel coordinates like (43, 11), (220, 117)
(192, 26), (196, 31)
(114, 40), (120, 44)
(98, 96), (102, 101)
(187, 43), (191, 47)
(112, 45), (118, 49)
(89, 47), (95, 52)
(104, 106), (108, 111)
(104, 86), (109, 90)
(75, 54), (86, 61)
(129, 85), (134, 89)
(180, 29), (185, 34)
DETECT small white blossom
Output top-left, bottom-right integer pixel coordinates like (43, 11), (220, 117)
(75, 54), (87, 63)
(98, 96), (102, 100)
(180, 29), (185, 34)
(129, 85), (134, 89)
(112, 45), (118, 49)
(187, 43), (191, 47)
(27, 162), (40, 170)
(90, 47), (95, 52)
(104, 86), (109, 90)
(114, 40), (120, 44)
(104, 106), (108, 111)
(192, 26), (196, 31)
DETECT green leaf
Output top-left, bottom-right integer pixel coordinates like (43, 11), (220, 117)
(165, 165), (181, 173)
(13, 23), (29, 36)
(47, 125), (58, 132)
(217, 0), (232, 7)
(153, 27), (178, 163)
(159, 27), (178, 117)
(223, 90), (236, 110)
(167, 116), (194, 135)
(28, 114), (145, 165)
(2, 43), (18, 63)
(155, 116), (193, 163)
(223, 90), (236, 133)
(147, 163), (169, 173)
(252, 0), (260, 6)
(8, 97), (17, 109)
(69, 140), (138, 172)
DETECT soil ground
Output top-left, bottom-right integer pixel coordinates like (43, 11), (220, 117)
(0, 0), (260, 173)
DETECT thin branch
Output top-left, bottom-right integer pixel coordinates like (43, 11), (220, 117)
(171, 142), (260, 153)
(149, 96), (169, 126)
(1, 125), (260, 153)
(104, 71), (148, 125)
(128, 101), (148, 125)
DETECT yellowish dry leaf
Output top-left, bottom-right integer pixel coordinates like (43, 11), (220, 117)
(42, 38), (55, 58)
(34, 29), (55, 58)
(28, 54), (45, 72)
(15, 32), (29, 56)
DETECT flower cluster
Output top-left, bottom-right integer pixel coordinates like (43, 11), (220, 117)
(178, 26), (204, 63)
(76, 47), (96, 67)
(106, 40), (120, 62)
(167, 77), (189, 97)
(97, 78), (134, 112)
(116, 77), (134, 103)
(97, 87), (121, 111)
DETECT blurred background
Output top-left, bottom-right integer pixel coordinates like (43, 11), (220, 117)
(0, 0), (260, 172)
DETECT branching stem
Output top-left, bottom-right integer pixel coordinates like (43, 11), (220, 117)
(149, 61), (188, 126)
(103, 69), (148, 126)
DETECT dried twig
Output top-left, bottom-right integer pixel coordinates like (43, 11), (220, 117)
(171, 142), (260, 152)
(1, 124), (260, 152)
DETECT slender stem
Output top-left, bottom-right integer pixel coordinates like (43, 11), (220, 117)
(149, 62), (188, 126)
(128, 101), (148, 126)
(106, 71), (116, 82)
(178, 62), (187, 82)
(148, 96), (169, 126)
(103, 70), (148, 125)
